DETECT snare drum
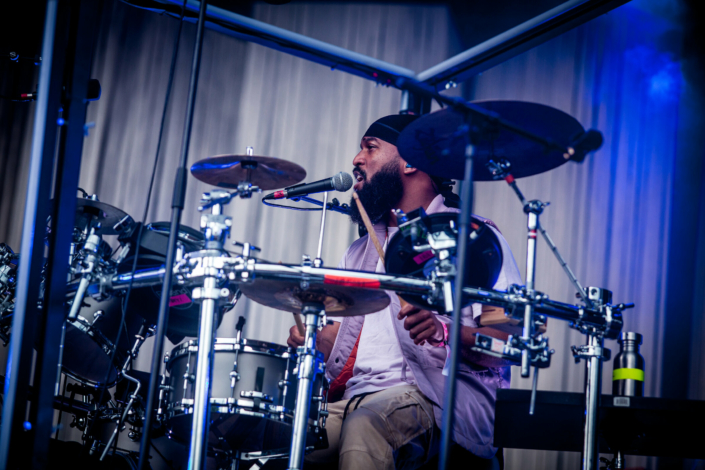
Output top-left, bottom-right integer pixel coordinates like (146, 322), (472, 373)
(164, 338), (326, 452)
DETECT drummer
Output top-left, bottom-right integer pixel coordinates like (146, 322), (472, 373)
(287, 114), (522, 469)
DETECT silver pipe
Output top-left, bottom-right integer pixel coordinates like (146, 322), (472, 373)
(537, 222), (593, 308)
(188, 275), (219, 470)
(54, 324), (66, 396)
(314, 192), (328, 266)
(416, 0), (629, 87)
(288, 310), (320, 469)
(101, 333), (148, 461)
(134, 0), (415, 84)
(110, 267), (167, 289)
(0, 1), (59, 464)
(67, 276), (90, 320)
(521, 212), (538, 378)
(529, 367), (539, 415)
(582, 335), (603, 470)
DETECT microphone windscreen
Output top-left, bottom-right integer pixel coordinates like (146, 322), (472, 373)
(334, 172), (354, 192)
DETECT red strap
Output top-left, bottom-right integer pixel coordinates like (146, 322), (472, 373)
(328, 329), (362, 402)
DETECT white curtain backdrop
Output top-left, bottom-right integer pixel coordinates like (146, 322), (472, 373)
(470, 5), (682, 469)
(77, 0), (460, 374)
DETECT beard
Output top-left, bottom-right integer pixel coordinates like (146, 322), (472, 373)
(349, 161), (404, 226)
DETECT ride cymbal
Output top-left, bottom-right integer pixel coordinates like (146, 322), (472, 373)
(397, 101), (586, 181)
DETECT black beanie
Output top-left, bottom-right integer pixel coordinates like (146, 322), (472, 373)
(363, 114), (419, 147)
(364, 114), (460, 208)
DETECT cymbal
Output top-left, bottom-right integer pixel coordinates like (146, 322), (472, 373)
(397, 101), (586, 181)
(48, 198), (130, 236)
(239, 278), (391, 317)
(190, 155), (307, 190)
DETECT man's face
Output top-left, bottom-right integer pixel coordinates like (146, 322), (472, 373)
(352, 137), (404, 191)
(349, 137), (405, 225)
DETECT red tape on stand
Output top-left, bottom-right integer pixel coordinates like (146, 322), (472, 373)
(324, 275), (381, 289)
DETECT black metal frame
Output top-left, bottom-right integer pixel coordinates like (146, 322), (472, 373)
(0, 1), (101, 468)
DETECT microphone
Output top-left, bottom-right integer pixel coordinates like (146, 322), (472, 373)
(567, 129), (603, 163)
(263, 171), (353, 200)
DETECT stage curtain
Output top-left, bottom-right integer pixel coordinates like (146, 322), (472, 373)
(469, 3), (703, 469)
(73, 1), (460, 365)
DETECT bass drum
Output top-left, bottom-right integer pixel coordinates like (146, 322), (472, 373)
(164, 338), (327, 453)
(119, 222), (224, 344)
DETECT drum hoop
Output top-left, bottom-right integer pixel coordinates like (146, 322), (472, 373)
(166, 400), (293, 422)
(166, 338), (292, 368)
(66, 316), (120, 359)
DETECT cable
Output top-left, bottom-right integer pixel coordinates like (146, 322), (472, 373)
(81, 0), (187, 453)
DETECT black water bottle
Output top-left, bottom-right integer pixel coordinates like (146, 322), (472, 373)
(612, 332), (645, 396)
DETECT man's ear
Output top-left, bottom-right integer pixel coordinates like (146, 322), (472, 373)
(402, 161), (417, 175)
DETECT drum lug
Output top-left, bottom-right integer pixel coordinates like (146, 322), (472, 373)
(91, 310), (104, 324)
(229, 371), (240, 388)
(240, 391), (273, 403)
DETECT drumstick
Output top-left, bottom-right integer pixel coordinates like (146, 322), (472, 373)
(352, 193), (385, 260)
(352, 192), (409, 308)
(293, 313), (305, 336)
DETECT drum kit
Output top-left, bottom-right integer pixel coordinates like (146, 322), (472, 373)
(0, 100), (632, 470)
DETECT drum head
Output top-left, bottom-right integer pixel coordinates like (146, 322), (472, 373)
(385, 213), (503, 309)
(62, 296), (124, 386)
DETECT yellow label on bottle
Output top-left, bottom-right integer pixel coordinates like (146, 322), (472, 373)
(612, 368), (644, 381)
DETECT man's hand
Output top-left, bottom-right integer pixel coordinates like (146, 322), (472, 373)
(397, 303), (444, 346)
(286, 325), (305, 349)
(286, 321), (340, 361)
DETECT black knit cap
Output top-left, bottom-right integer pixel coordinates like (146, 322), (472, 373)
(363, 114), (460, 208)
(363, 114), (420, 147)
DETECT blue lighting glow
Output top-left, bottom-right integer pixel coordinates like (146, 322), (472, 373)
(624, 45), (683, 102)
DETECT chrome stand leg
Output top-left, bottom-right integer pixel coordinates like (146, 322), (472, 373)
(188, 275), (220, 470)
(288, 304), (324, 470)
(582, 334), (604, 470)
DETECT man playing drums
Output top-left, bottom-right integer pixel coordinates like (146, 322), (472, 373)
(288, 114), (522, 469)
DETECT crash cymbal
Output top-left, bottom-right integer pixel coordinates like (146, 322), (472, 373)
(397, 101), (587, 181)
(239, 278), (390, 317)
(48, 198), (130, 236)
(190, 155), (307, 190)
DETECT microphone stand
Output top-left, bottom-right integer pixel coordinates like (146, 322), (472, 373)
(137, 0), (208, 468)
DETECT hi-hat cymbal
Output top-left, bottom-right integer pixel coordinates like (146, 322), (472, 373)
(397, 101), (586, 181)
(190, 155), (307, 190)
(239, 278), (390, 317)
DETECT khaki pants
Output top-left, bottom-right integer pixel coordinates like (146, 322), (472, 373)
(306, 384), (437, 470)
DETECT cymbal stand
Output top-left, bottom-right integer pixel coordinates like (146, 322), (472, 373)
(481, 161), (634, 470)
(100, 323), (155, 461)
(569, 288), (635, 470)
(287, 301), (326, 470)
(183, 190), (237, 470)
(487, 160), (591, 406)
(67, 227), (105, 321)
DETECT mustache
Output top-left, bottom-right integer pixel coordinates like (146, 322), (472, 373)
(353, 166), (367, 182)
